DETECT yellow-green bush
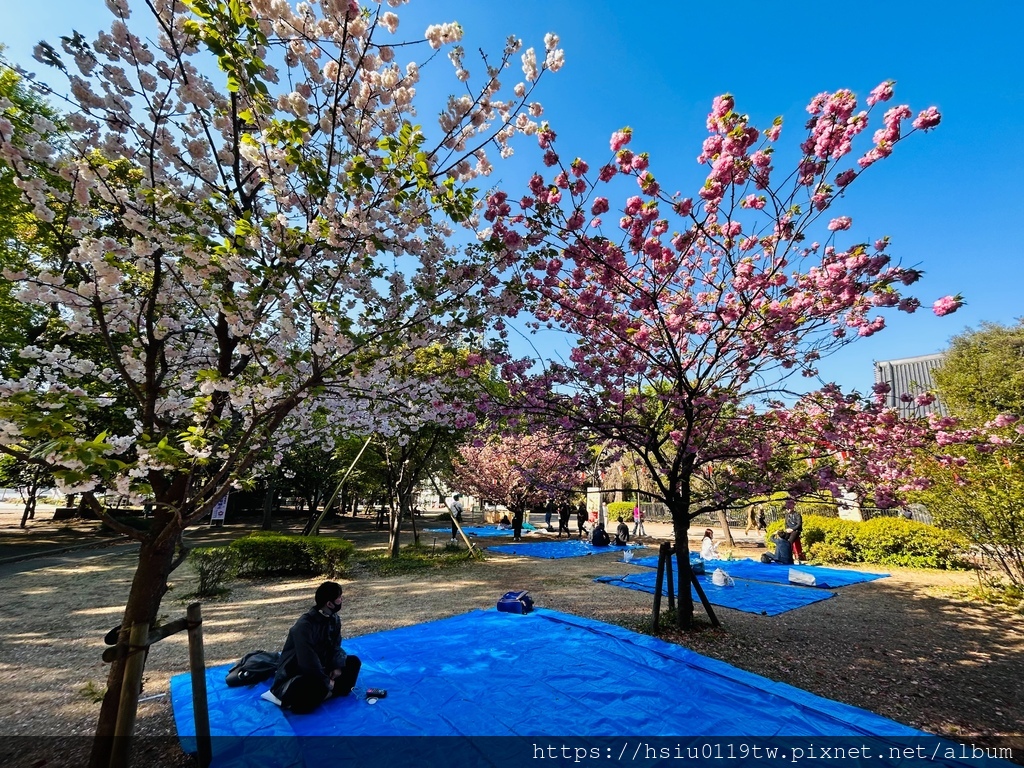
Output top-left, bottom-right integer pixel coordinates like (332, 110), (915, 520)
(607, 501), (636, 520)
(854, 517), (971, 570)
(766, 514), (970, 569)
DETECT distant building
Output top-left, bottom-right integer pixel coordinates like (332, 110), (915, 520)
(873, 353), (948, 417)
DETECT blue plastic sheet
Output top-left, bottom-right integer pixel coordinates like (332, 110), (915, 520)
(629, 556), (888, 589)
(169, 614), (983, 753)
(487, 539), (645, 558)
(594, 570), (834, 615)
(424, 526), (514, 537)
(171, 608), (1007, 768)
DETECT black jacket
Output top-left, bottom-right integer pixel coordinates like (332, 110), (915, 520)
(272, 606), (347, 694)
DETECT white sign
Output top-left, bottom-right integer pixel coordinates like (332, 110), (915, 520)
(211, 495), (229, 522)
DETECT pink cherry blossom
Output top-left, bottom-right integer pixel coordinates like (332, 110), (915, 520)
(610, 128), (632, 152)
(932, 295), (963, 316)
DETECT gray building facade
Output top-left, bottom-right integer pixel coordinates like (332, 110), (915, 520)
(873, 353), (948, 418)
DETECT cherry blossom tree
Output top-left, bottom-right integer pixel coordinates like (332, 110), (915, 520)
(482, 84), (958, 627)
(452, 429), (584, 521)
(0, 0), (563, 761)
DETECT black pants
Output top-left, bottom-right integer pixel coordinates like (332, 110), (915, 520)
(280, 655), (361, 714)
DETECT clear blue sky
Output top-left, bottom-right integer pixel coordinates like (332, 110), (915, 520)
(4, 1), (1022, 394)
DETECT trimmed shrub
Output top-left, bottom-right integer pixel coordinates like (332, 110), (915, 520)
(768, 514), (971, 569)
(607, 501), (635, 520)
(229, 533), (353, 578)
(189, 547), (239, 596)
(805, 541), (853, 564)
(854, 517), (971, 570)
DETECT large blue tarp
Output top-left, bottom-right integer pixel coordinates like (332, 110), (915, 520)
(487, 539), (645, 558)
(170, 608), (1008, 768)
(629, 556), (888, 589)
(594, 570), (834, 615)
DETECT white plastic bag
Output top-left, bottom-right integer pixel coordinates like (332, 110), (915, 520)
(712, 567), (735, 587)
(788, 568), (817, 587)
(622, 550), (634, 563)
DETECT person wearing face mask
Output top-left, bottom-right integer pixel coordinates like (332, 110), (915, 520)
(269, 581), (361, 713)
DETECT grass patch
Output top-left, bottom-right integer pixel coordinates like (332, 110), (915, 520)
(78, 681), (105, 703)
(351, 543), (480, 577)
(969, 579), (1024, 614)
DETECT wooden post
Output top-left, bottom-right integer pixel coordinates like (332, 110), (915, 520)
(652, 541), (670, 633)
(187, 603), (212, 768)
(109, 620), (150, 768)
(666, 546), (675, 611)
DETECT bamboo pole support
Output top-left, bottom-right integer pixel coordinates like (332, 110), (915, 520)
(187, 602), (212, 768)
(109, 620), (150, 768)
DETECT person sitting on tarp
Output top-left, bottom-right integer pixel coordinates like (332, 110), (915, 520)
(613, 516), (630, 546)
(591, 521), (611, 547)
(269, 581), (361, 714)
(498, 514), (511, 528)
(761, 532), (794, 565)
(700, 528), (720, 560)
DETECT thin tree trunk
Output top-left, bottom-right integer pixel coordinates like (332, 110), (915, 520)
(89, 533), (178, 768)
(717, 509), (735, 547)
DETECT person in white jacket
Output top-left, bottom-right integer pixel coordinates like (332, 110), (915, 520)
(700, 528), (720, 561)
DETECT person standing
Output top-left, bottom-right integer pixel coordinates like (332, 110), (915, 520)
(512, 507), (524, 542)
(744, 504), (758, 536)
(448, 494), (465, 543)
(544, 498), (556, 531)
(632, 504), (642, 536)
(784, 507), (804, 564)
(270, 582), (361, 713)
(575, 501), (588, 538)
(557, 499), (572, 537)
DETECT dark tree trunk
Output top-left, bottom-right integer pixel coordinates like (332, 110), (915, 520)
(89, 531), (179, 768)
(261, 477), (276, 531)
(387, 493), (402, 557)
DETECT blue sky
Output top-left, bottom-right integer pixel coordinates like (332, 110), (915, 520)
(4, 1), (1022, 394)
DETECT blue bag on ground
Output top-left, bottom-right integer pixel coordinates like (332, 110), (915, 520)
(496, 590), (533, 614)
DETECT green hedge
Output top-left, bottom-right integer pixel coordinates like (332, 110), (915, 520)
(765, 514), (971, 569)
(228, 532), (354, 578)
(607, 501), (636, 520)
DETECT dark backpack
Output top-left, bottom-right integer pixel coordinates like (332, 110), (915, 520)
(225, 650), (281, 687)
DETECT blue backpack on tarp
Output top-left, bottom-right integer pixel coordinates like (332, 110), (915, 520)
(225, 650), (280, 687)
(496, 590), (534, 614)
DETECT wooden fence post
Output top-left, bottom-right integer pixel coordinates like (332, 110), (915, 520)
(187, 602), (212, 768)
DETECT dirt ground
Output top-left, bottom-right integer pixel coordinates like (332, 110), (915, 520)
(0, 508), (1021, 767)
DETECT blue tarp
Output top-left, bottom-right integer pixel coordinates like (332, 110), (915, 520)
(425, 526), (513, 537)
(487, 539), (645, 558)
(170, 608), (1005, 768)
(629, 556), (888, 589)
(594, 570), (834, 615)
